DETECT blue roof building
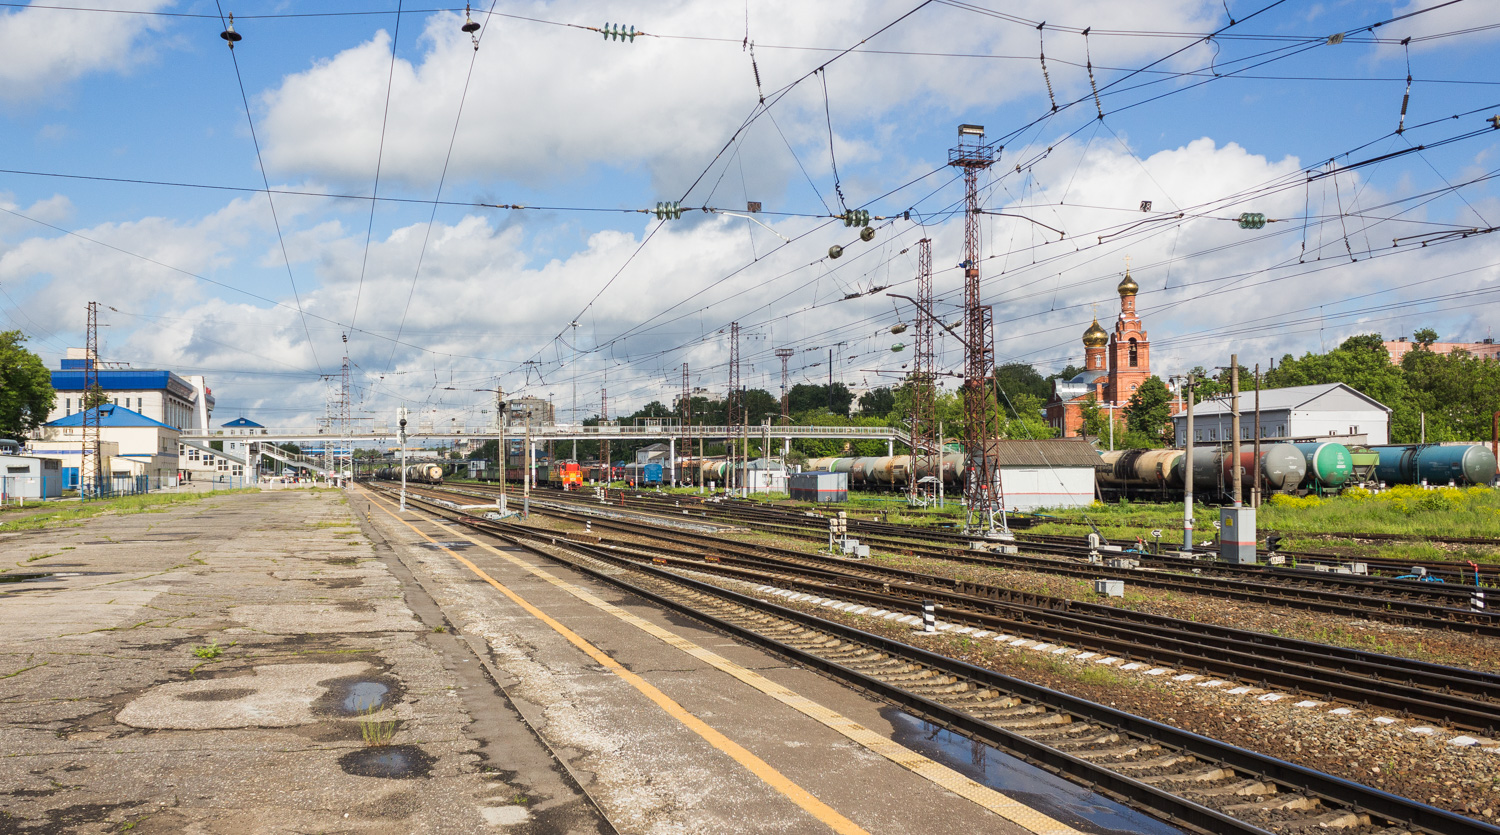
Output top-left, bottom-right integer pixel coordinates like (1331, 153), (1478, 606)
(47, 349), (213, 432)
(31, 403), (181, 481)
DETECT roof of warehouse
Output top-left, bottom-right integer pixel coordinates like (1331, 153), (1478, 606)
(46, 404), (177, 430)
(1174, 382), (1391, 418)
(981, 438), (1104, 468)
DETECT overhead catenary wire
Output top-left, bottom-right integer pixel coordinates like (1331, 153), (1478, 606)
(349, 1), (405, 346)
(212, 1), (323, 377)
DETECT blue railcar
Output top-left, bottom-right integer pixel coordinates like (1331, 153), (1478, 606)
(643, 462), (663, 485)
(1369, 443), (1497, 486)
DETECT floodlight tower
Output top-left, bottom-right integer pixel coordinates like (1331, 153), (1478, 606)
(775, 348), (794, 423)
(948, 124), (1006, 537)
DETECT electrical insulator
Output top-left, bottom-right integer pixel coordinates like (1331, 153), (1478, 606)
(860, 226), (876, 242)
(602, 22), (638, 42)
(654, 201), (682, 220)
(842, 209), (871, 227)
(828, 244), (844, 259)
(1238, 212), (1267, 229)
(890, 323), (907, 335)
(220, 13), (242, 45)
(891, 343), (906, 352)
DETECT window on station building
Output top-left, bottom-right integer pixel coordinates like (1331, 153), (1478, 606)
(1209, 427), (1218, 441)
(1276, 424), (1285, 436)
(1128, 338), (1138, 367)
(1194, 429), (1203, 442)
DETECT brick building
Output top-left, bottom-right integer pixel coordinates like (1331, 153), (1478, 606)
(1045, 269), (1154, 438)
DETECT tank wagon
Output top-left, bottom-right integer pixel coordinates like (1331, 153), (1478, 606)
(1370, 443), (1497, 486)
(1291, 442), (1354, 491)
(804, 454), (965, 488)
(1098, 444), (1305, 500)
(375, 463), (444, 485)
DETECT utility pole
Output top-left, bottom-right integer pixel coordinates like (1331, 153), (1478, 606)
(600, 388), (609, 484)
(728, 322), (740, 494)
(775, 348), (794, 423)
(1182, 375), (1196, 552)
(909, 238), (936, 507)
(1253, 364), (1262, 508)
(1230, 354), (1241, 506)
(949, 124), (1004, 537)
(495, 388), (506, 514)
(571, 320), (579, 463)
(81, 302), (101, 499)
(524, 420), (532, 517)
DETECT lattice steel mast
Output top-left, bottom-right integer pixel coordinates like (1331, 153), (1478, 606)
(727, 322), (740, 493)
(909, 238), (937, 507)
(948, 125), (1007, 537)
(600, 388), (609, 481)
(81, 302), (101, 499)
(338, 347), (351, 483)
(775, 348), (794, 423)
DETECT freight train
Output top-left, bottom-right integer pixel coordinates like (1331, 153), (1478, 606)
(1097, 441), (1495, 498)
(374, 463), (445, 485)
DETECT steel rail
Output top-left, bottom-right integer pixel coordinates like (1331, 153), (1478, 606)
(405, 482), (1500, 731)
(369, 484), (1500, 835)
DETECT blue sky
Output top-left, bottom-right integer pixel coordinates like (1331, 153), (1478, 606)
(2, 0), (1499, 429)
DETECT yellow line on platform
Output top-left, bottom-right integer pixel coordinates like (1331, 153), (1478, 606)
(361, 487), (1085, 835)
(361, 488), (868, 835)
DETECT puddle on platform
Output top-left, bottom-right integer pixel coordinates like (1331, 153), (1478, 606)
(338, 744), (433, 779)
(342, 681), (390, 713)
(882, 708), (1184, 835)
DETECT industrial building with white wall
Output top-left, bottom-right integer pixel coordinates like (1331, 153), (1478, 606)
(1171, 383), (1391, 447)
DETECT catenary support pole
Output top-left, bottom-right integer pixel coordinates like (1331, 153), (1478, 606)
(1230, 355), (1241, 507)
(1183, 377), (1195, 552)
(1253, 365), (1262, 507)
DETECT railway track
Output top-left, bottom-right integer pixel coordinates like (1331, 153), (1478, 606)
(454, 482), (1497, 632)
(368, 483), (1500, 835)
(405, 482), (1500, 732)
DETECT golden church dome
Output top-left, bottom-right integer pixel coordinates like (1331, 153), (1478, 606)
(1117, 270), (1139, 296)
(1082, 318), (1109, 348)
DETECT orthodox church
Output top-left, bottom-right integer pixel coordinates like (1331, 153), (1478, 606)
(1044, 268), (1154, 437)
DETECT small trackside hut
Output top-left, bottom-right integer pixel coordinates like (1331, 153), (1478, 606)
(981, 438), (1102, 511)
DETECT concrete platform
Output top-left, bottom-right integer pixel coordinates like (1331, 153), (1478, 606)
(1, 488), (1157, 834)
(0, 489), (605, 833)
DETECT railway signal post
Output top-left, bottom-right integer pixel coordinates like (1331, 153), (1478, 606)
(398, 407), (408, 513)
